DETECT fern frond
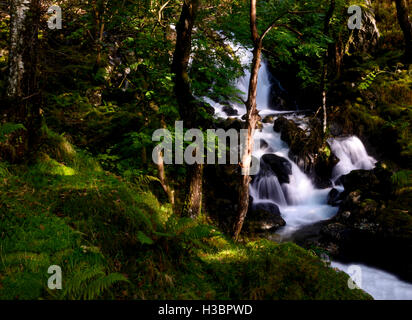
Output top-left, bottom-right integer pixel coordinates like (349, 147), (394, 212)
(0, 122), (26, 142)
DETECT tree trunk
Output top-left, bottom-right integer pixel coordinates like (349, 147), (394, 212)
(3, 0), (41, 161)
(93, 0), (106, 68)
(233, 0), (261, 241)
(156, 147), (175, 205)
(157, 118), (175, 205)
(319, 0), (335, 135)
(7, 0), (28, 99)
(183, 163), (203, 218)
(395, 0), (412, 63)
(171, 0), (203, 218)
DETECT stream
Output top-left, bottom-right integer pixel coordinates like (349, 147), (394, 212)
(206, 39), (412, 300)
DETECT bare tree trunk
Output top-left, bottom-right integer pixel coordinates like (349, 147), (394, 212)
(7, 0), (28, 99)
(183, 163), (203, 218)
(395, 0), (412, 63)
(157, 118), (175, 205)
(319, 0), (335, 135)
(3, 0), (41, 161)
(171, 0), (203, 218)
(156, 148), (175, 205)
(233, 2), (310, 239)
(233, 0), (261, 241)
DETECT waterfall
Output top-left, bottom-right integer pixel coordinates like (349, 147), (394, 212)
(204, 37), (381, 234)
(205, 36), (410, 300)
(329, 136), (377, 182)
(250, 174), (288, 206)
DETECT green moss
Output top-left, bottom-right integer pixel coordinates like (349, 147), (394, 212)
(0, 130), (372, 300)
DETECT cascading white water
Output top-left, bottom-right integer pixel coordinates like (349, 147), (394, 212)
(329, 136), (377, 182)
(206, 37), (411, 300)
(331, 261), (412, 300)
(205, 38), (378, 234)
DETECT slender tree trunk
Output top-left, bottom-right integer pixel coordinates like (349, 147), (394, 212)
(233, 0), (261, 241)
(156, 148), (175, 205)
(93, 0), (106, 68)
(171, 0), (203, 218)
(319, 0), (335, 135)
(395, 0), (412, 63)
(157, 118), (175, 205)
(3, 0), (41, 161)
(233, 2), (311, 239)
(7, 0), (28, 99)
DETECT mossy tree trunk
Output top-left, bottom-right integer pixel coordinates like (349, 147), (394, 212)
(171, 0), (203, 218)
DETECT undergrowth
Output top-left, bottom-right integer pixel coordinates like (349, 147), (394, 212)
(0, 129), (372, 300)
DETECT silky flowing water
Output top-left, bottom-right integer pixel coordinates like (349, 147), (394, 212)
(205, 38), (412, 300)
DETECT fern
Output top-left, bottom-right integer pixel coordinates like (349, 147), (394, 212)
(61, 264), (128, 300)
(83, 273), (128, 300)
(0, 162), (9, 178)
(391, 170), (412, 188)
(0, 122), (26, 142)
(133, 174), (160, 186)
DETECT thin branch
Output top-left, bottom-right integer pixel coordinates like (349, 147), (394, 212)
(259, 10), (315, 41)
(158, 0), (172, 27)
(260, 23), (303, 42)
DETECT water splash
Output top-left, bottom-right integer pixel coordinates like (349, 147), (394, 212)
(329, 136), (377, 182)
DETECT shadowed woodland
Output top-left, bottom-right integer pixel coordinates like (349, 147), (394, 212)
(0, 0), (411, 300)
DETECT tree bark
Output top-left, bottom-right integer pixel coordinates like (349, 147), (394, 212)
(319, 0), (335, 134)
(171, 0), (203, 218)
(7, 0), (28, 99)
(395, 0), (412, 63)
(157, 147), (175, 205)
(3, 0), (41, 161)
(232, 2), (310, 240)
(157, 118), (175, 205)
(233, 0), (261, 241)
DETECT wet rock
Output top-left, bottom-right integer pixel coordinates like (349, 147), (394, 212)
(222, 104), (238, 116)
(273, 116), (305, 146)
(273, 116), (339, 187)
(246, 202), (286, 232)
(327, 188), (341, 206)
(348, 0), (380, 54)
(262, 115), (275, 123)
(310, 163), (412, 282)
(220, 118), (243, 131)
(329, 121), (343, 136)
(339, 165), (392, 198)
(260, 139), (268, 149)
(321, 222), (348, 242)
(313, 143), (340, 188)
(260, 154), (292, 184)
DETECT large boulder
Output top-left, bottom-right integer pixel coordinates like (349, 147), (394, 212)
(273, 116), (305, 147)
(245, 202), (286, 233)
(273, 116), (339, 188)
(313, 143), (340, 188)
(338, 165), (392, 198)
(260, 154), (292, 184)
(347, 0), (380, 54)
(222, 104), (238, 116)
